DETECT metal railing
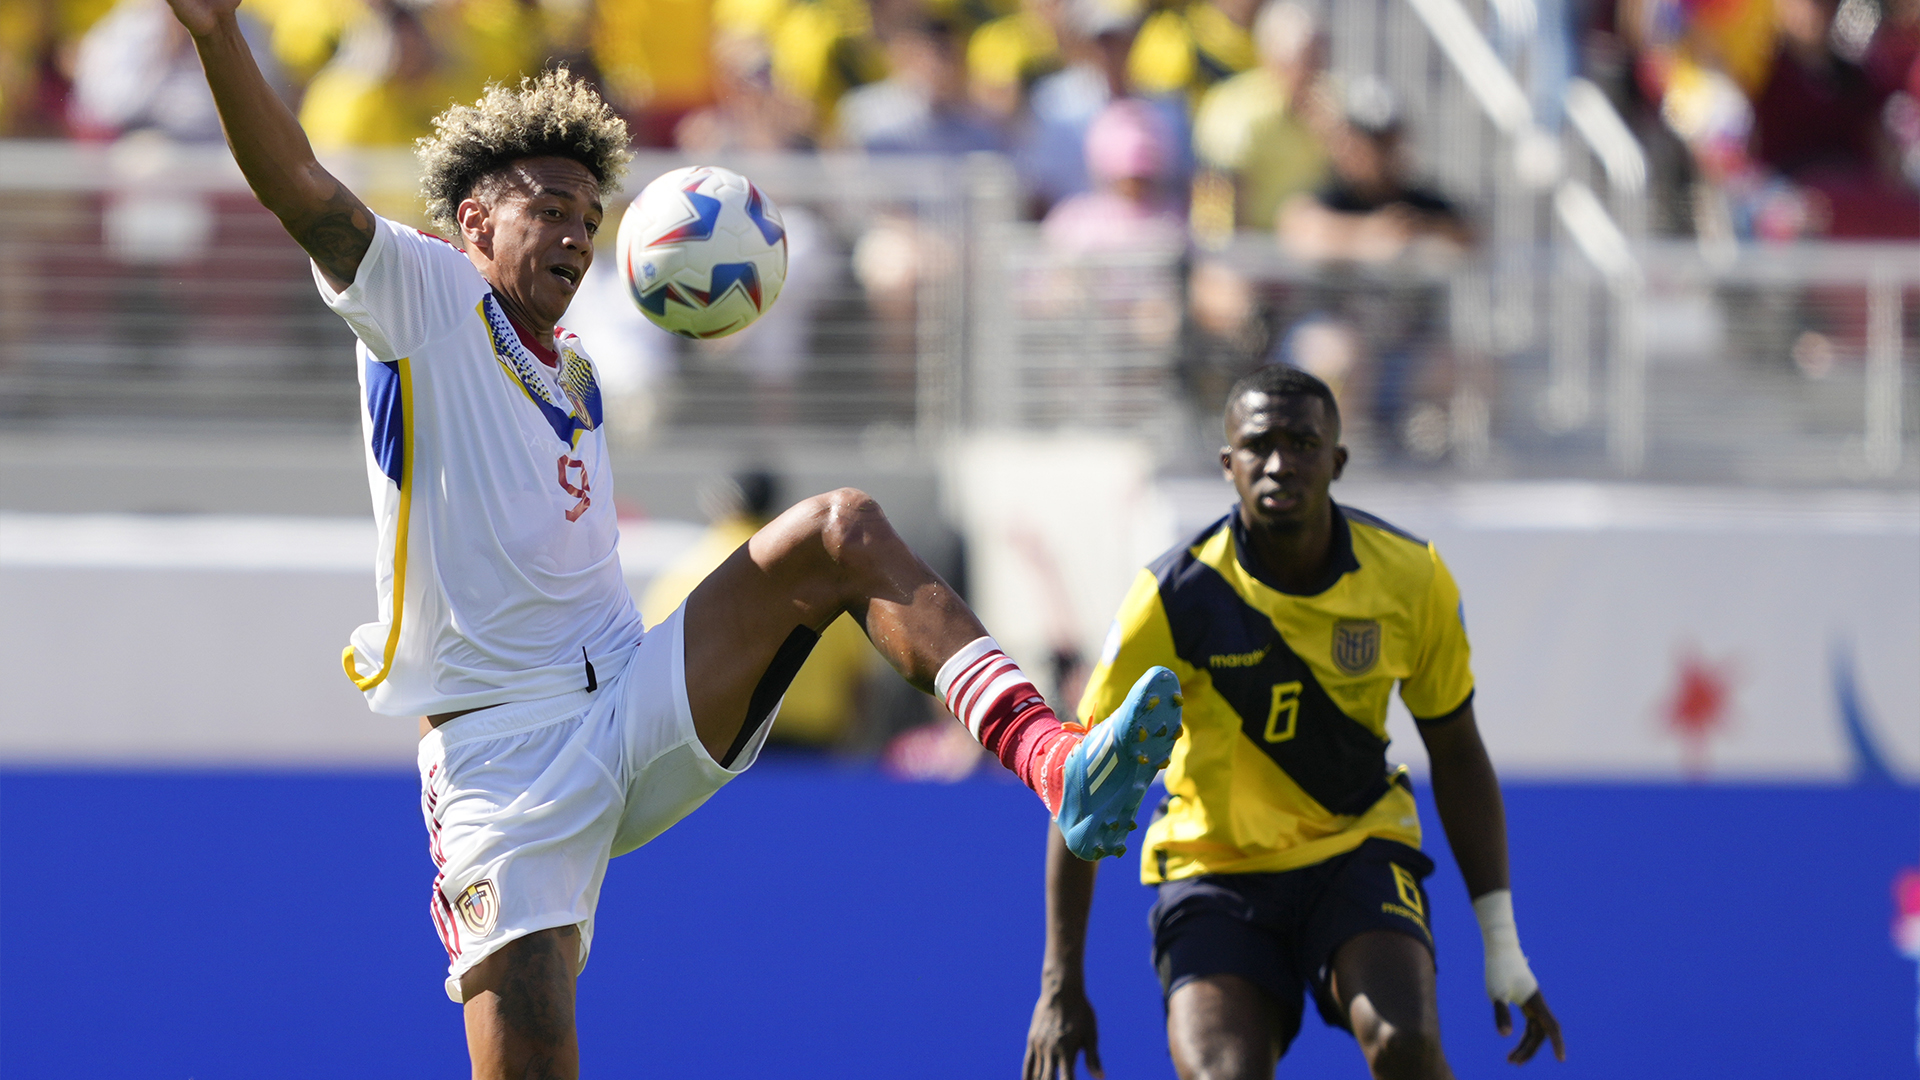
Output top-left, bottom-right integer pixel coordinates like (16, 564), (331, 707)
(994, 238), (1919, 480)
(1314, 0), (1914, 483)
(0, 137), (1912, 484)
(0, 141), (977, 443)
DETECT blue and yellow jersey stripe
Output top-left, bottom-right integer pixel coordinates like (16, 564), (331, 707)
(342, 355), (415, 692)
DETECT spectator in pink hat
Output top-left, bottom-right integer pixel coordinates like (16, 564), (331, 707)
(1041, 97), (1187, 253)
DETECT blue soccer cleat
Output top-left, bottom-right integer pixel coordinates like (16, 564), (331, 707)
(1057, 666), (1182, 861)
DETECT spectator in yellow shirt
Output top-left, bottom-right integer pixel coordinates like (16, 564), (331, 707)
(299, 0), (555, 150)
(594, 0), (719, 145)
(1, 0), (118, 136)
(1127, 0), (1257, 103)
(715, 0), (883, 131)
(1190, 0), (1329, 231)
(966, 0), (1070, 119)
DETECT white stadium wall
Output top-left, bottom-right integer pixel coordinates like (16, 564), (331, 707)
(2, 476), (1915, 781)
(1377, 490), (1919, 782)
(0, 514), (702, 768)
(946, 434), (1177, 692)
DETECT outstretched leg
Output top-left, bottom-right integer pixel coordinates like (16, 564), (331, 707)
(683, 489), (977, 719)
(682, 488), (1177, 851)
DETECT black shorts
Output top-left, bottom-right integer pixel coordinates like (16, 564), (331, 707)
(1148, 838), (1436, 1051)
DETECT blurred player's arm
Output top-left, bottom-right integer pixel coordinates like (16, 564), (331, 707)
(1419, 706), (1565, 1064)
(165, 0), (373, 290)
(1407, 552), (1563, 1064)
(1025, 823), (1103, 1080)
(1418, 703), (1507, 897)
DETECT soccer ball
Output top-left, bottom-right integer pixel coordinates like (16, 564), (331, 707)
(615, 165), (788, 339)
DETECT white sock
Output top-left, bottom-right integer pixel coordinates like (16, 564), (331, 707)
(934, 636), (1044, 742)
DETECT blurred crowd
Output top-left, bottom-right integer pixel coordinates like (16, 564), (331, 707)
(4, 0), (1915, 237)
(0, 0), (1367, 233)
(1595, 0), (1920, 239)
(0, 0), (1497, 456)
(1, 0), (1912, 459)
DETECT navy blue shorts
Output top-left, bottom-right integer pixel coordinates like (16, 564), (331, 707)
(1148, 838), (1436, 1051)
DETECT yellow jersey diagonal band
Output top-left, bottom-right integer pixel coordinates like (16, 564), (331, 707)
(1078, 503), (1475, 884)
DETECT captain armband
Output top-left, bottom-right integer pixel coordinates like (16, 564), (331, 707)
(1472, 889), (1539, 1004)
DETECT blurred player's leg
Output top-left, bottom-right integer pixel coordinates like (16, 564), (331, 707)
(1166, 975), (1288, 1080)
(1331, 930), (1452, 1080)
(459, 925), (580, 1079)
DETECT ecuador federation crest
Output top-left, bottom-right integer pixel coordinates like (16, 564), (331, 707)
(456, 879), (500, 937)
(1332, 620), (1381, 675)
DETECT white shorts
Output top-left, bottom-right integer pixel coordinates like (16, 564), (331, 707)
(417, 604), (771, 1002)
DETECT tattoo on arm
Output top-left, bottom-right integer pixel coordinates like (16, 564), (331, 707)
(286, 178), (375, 286)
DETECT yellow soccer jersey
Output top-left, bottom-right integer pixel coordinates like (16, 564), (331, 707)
(1077, 503), (1474, 884)
(1127, 0), (1256, 101)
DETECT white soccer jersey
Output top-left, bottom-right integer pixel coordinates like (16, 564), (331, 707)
(316, 215), (644, 717)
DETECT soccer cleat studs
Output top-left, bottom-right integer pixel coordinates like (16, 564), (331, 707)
(1056, 666), (1184, 862)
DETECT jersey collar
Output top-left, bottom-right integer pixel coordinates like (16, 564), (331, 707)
(499, 303), (561, 368)
(1229, 500), (1360, 597)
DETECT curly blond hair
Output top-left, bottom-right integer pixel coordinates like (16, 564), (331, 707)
(416, 67), (632, 232)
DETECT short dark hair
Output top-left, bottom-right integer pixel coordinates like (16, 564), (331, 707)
(1223, 364), (1341, 434)
(416, 67), (631, 233)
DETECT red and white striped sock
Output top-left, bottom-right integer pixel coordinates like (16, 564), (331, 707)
(935, 636), (1081, 815)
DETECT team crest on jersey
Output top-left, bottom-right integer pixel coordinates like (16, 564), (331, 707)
(1332, 620), (1380, 675)
(455, 879), (499, 936)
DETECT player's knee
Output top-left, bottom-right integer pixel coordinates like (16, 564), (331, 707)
(1365, 1024), (1444, 1080)
(1176, 1045), (1272, 1080)
(809, 487), (893, 565)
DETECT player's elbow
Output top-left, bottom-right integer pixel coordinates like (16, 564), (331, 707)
(257, 161), (352, 232)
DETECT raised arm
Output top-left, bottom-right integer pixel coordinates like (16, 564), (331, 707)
(166, 0), (373, 290)
(1024, 823), (1104, 1080)
(1419, 704), (1564, 1065)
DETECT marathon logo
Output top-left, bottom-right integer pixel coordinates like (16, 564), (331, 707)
(1209, 647), (1270, 669)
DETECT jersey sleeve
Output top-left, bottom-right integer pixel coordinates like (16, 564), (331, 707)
(312, 215), (474, 361)
(1076, 567), (1192, 726)
(1397, 545), (1475, 723)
